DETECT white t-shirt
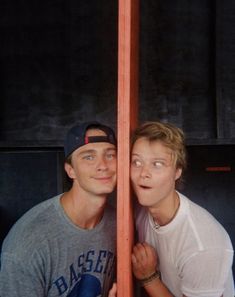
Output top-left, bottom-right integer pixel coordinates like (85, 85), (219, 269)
(136, 192), (234, 297)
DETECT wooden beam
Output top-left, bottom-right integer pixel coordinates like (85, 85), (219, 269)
(117, 0), (139, 296)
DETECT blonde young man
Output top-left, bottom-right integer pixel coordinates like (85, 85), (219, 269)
(131, 121), (234, 297)
(0, 121), (117, 297)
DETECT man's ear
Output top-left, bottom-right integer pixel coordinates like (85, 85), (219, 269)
(64, 162), (76, 179)
(175, 167), (182, 181)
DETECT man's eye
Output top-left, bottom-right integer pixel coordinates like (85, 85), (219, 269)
(83, 155), (94, 161)
(153, 161), (164, 168)
(131, 159), (142, 167)
(106, 153), (116, 160)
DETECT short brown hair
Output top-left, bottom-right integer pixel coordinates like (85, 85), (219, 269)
(131, 121), (187, 172)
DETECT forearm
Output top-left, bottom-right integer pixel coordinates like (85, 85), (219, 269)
(142, 277), (174, 297)
(132, 242), (173, 297)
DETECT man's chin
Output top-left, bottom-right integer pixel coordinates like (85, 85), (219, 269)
(136, 195), (152, 207)
(96, 186), (115, 196)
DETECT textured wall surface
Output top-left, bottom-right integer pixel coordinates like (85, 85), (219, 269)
(0, 1), (118, 142)
(0, 1), (235, 144)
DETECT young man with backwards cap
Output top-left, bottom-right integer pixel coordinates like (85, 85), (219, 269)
(0, 121), (117, 297)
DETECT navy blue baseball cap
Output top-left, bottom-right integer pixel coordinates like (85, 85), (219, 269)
(64, 121), (117, 158)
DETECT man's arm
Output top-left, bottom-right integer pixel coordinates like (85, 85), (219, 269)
(132, 243), (228, 297)
(132, 242), (174, 297)
(0, 252), (45, 297)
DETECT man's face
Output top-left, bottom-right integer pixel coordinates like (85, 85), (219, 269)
(130, 137), (182, 208)
(66, 128), (117, 197)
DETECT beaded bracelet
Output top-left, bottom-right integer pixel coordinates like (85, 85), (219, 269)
(139, 270), (161, 287)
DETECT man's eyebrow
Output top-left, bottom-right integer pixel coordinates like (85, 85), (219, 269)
(131, 153), (168, 161)
(131, 153), (140, 157)
(78, 149), (96, 156)
(78, 147), (116, 155)
(106, 147), (116, 151)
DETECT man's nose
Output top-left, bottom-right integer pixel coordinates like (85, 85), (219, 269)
(140, 164), (151, 178)
(96, 157), (108, 171)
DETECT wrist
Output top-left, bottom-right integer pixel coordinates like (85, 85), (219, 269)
(139, 270), (161, 287)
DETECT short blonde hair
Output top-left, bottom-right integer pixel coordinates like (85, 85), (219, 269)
(131, 121), (187, 172)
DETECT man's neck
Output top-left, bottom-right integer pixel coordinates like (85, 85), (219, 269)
(149, 192), (180, 227)
(60, 188), (107, 229)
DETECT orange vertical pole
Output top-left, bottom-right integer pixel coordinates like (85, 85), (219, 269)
(117, 0), (139, 296)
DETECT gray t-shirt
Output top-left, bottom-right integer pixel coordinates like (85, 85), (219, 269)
(0, 194), (116, 297)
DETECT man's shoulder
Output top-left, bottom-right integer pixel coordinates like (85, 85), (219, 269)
(1, 195), (61, 255)
(14, 195), (60, 226)
(179, 192), (233, 248)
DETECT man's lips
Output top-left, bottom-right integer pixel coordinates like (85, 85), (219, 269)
(93, 176), (113, 182)
(138, 184), (152, 190)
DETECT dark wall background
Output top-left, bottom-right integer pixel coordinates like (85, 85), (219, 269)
(0, 0), (118, 143)
(1, 1), (235, 143)
(139, 0), (235, 141)
(0, 0), (235, 281)
(0, 149), (64, 244)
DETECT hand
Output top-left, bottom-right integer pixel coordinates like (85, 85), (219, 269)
(132, 242), (158, 280)
(108, 283), (117, 297)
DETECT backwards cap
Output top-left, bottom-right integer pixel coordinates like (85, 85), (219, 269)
(64, 121), (116, 158)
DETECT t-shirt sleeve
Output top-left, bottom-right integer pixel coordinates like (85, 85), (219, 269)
(180, 248), (234, 297)
(0, 251), (45, 297)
